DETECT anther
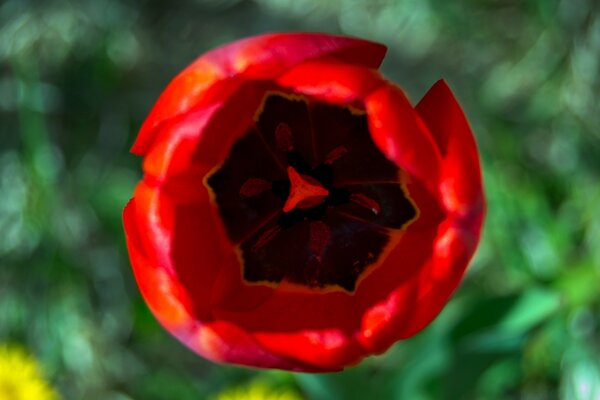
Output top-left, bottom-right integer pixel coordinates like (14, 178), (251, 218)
(324, 146), (348, 164)
(350, 193), (381, 215)
(309, 221), (331, 261)
(275, 122), (294, 152)
(240, 178), (272, 198)
(251, 225), (281, 252)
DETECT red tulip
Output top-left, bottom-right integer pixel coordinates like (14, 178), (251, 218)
(123, 32), (485, 372)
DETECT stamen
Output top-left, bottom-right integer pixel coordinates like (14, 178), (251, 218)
(309, 221), (331, 261)
(275, 122), (294, 151)
(324, 146), (348, 164)
(350, 193), (381, 215)
(251, 225), (281, 252)
(240, 178), (272, 198)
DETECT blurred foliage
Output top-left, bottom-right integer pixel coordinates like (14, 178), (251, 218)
(0, 0), (599, 399)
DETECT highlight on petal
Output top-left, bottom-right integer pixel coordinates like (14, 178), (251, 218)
(123, 199), (195, 327)
(123, 32), (485, 372)
(365, 84), (443, 194)
(277, 58), (385, 104)
(186, 321), (310, 371)
(416, 79), (485, 219)
(357, 221), (477, 354)
(253, 328), (364, 371)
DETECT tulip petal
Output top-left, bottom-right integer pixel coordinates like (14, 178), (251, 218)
(133, 33), (387, 155)
(351, 173), (447, 303)
(416, 80), (485, 219)
(213, 289), (359, 334)
(356, 83), (485, 353)
(253, 328), (364, 371)
(143, 81), (270, 180)
(124, 205), (300, 371)
(132, 78), (241, 156)
(178, 320), (319, 371)
(141, 104), (220, 181)
(211, 289), (365, 369)
(276, 58), (385, 104)
(355, 226), (439, 311)
(358, 220), (479, 353)
(125, 178), (226, 320)
(365, 85), (443, 194)
(123, 199), (195, 328)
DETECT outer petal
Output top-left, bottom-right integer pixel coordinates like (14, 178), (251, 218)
(416, 79), (485, 220)
(126, 171), (242, 316)
(123, 198), (196, 328)
(253, 329), (364, 371)
(125, 187), (314, 370)
(142, 81), (272, 181)
(357, 81), (484, 354)
(365, 85), (443, 194)
(177, 320), (322, 372)
(125, 204), (311, 371)
(358, 220), (479, 353)
(133, 33), (387, 155)
(141, 104), (220, 181)
(128, 173), (286, 320)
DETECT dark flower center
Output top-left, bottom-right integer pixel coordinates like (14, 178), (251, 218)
(205, 92), (418, 292)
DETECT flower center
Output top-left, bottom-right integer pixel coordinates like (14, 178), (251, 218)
(205, 92), (418, 292)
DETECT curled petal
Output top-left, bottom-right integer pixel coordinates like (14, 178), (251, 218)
(142, 104), (220, 181)
(143, 81), (269, 180)
(416, 80), (485, 220)
(365, 85), (443, 194)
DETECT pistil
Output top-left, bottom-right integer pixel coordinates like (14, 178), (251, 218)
(283, 166), (329, 212)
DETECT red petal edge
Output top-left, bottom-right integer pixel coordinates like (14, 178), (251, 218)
(416, 79), (485, 221)
(132, 33), (387, 156)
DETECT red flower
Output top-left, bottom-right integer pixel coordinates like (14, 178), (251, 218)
(123, 33), (485, 372)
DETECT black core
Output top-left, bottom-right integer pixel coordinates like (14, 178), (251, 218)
(206, 92), (417, 292)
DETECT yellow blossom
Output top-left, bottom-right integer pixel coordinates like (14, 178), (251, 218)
(0, 344), (59, 400)
(214, 381), (302, 400)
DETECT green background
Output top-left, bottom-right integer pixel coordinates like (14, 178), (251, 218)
(1, 0), (599, 398)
